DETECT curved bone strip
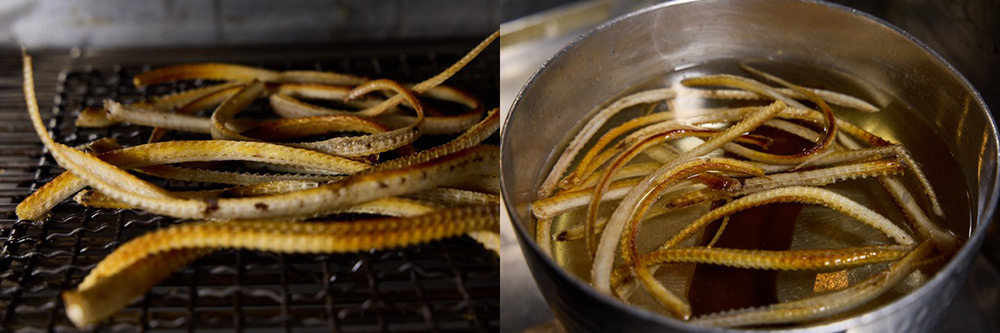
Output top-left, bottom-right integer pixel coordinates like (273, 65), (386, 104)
(148, 84), (243, 143)
(369, 107), (499, 172)
(132, 63), (365, 87)
(209, 79), (426, 157)
(555, 159), (904, 247)
(681, 74), (837, 164)
(136, 165), (340, 185)
(624, 186), (914, 318)
(574, 125), (769, 190)
(270, 93), (485, 136)
(683, 86), (878, 112)
(591, 101), (786, 294)
(15, 138), (124, 220)
(27, 55), (498, 222)
(692, 240), (932, 327)
(350, 30), (498, 117)
(622, 159), (763, 319)
(585, 126), (750, 256)
(106, 101), (212, 134)
(665, 186), (915, 250)
(240, 114), (388, 141)
(63, 204), (498, 328)
(404, 188), (500, 207)
(560, 111), (678, 189)
(537, 88), (676, 198)
(664, 159), (905, 209)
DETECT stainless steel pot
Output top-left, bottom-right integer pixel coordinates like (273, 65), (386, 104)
(500, 0), (1000, 331)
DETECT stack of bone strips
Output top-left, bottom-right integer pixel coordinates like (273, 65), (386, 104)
(17, 31), (501, 328)
(530, 65), (962, 327)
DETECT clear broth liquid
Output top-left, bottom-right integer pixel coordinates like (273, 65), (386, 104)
(547, 59), (971, 326)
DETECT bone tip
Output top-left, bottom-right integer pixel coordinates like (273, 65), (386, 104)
(61, 291), (92, 329)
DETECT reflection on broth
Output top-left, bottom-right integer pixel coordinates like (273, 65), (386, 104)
(530, 60), (969, 328)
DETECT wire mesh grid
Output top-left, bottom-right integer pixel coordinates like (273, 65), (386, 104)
(0, 41), (500, 332)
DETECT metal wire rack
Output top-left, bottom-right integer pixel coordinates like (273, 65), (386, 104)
(0, 40), (500, 332)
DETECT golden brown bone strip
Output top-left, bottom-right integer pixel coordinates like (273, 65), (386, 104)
(97, 141), (368, 175)
(349, 30), (498, 117)
(268, 92), (376, 117)
(830, 128), (949, 249)
(27, 57), (494, 223)
(681, 74), (837, 164)
(879, 177), (961, 254)
(368, 107), (499, 172)
(622, 160), (761, 268)
(16, 139), (122, 220)
(25, 55), (178, 202)
(277, 82), (480, 110)
(77, 204), (498, 290)
(674, 106), (940, 215)
(38, 112), (496, 221)
(537, 88), (676, 198)
(578, 162), (662, 189)
(275, 70), (367, 86)
(135, 165), (340, 185)
(148, 85), (243, 143)
(290, 79), (425, 156)
(692, 240), (932, 327)
(78, 82), (246, 130)
(585, 126), (755, 256)
(574, 126), (769, 189)
(679, 106), (888, 147)
(80, 81), (242, 130)
(665, 159), (905, 208)
(592, 101), (786, 294)
(608, 159), (913, 298)
(561, 158), (902, 244)
(559, 111), (678, 188)
(78, 189), (444, 225)
(532, 178), (642, 221)
(620, 186), (915, 315)
(106, 101), (212, 133)
(209, 79), (426, 157)
(404, 188), (500, 207)
(623, 159), (763, 319)
(640, 244), (911, 272)
(64, 204), (497, 328)
(682, 86), (878, 112)
(539, 179), (708, 257)
(556, 202), (681, 242)
(63, 248), (212, 328)
(743, 159), (902, 192)
(209, 80), (267, 140)
(566, 106), (793, 190)
(269, 93), (485, 136)
(272, 83), (481, 121)
(75, 180), (320, 208)
(240, 114), (389, 140)
(132, 63), (365, 87)
(664, 186), (915, 250)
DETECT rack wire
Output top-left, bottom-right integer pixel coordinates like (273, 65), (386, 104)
(0, 41), (500, 332)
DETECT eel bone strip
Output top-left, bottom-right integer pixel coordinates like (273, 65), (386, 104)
(691, 240), (932, 327)
(63, 204), (497, 328)
(664, 186), (915, 250)
(536, 88), (676, 198)
(591, 101), (786, 294)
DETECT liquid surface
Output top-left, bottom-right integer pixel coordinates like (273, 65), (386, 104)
(546, 59), (971, 326)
